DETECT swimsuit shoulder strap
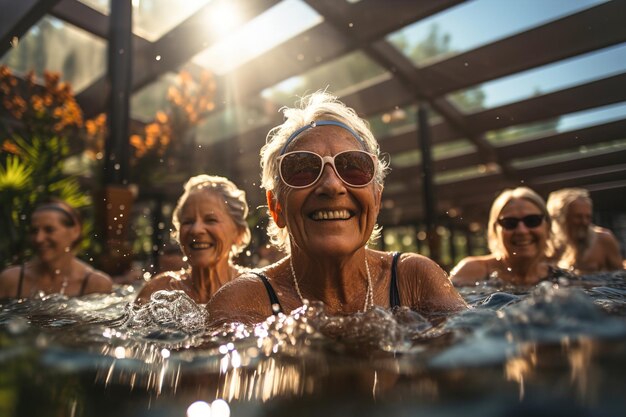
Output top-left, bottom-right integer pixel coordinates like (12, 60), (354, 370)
(16, 263), (25, 298)
(79, 270), (92, 296)
(250, 271), (284, 315)
(389, 252), (402, 308)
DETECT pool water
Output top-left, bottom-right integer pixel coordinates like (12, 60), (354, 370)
(1, 272), (626, 417)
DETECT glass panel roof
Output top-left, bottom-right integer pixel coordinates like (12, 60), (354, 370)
(511, 139), (626, 169)
(193, 0), (322, 75)
(261, 51), (388, 106)
(132, 0), (213, 41)
(448, 43), (626, 113)
(78, 0), (213, 41)
(436, 164), (500, 185)
(367, 104), (444, 140)
(195, 98), (274, 145)
(130, 72), (179, 121)
(486, 101), (626, 146)
(386, 0), (608, 67)
(77, 0), (109, 15)
(388, 139), (477, 169)
(0, 16), (106, 93)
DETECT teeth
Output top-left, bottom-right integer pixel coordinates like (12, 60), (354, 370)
(311, 209), (351, 220)
(190, 242), (213, 249)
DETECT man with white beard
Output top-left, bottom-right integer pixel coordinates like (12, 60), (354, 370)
(547, 188), (623, 274)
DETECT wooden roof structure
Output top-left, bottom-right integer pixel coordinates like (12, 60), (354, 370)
(2, 0), (626, 233)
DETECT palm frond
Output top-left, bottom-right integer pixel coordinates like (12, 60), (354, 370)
(0, 155), (33, 192)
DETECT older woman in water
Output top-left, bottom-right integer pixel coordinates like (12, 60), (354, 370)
(135, 175), (251, 304)
(0, 199), (113, 298)
(207, 92), (466, 324)
(450, 187), (557, 286)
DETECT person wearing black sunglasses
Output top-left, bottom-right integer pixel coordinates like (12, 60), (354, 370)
(207, 91), (466, 326)
(450, 187), (559, 286)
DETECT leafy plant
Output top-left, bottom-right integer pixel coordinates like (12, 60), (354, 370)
(0, 65), (92, 267)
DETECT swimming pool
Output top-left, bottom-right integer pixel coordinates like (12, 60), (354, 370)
(1, 272), (625, 417)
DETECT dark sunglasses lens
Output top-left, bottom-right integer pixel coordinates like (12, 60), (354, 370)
(281, 152), (322, 187)
(498, 218), (519, 230)
(498, 215), (543, 230)
(335, 151), (375, 186)
(523, 214), (543, 228)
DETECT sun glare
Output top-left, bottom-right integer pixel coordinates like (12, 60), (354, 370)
(210, 3), (240, 36)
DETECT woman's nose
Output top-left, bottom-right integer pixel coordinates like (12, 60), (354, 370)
(189, 218), (203, 233)
(33, 230), (45, 242)
(514, 222), (529, 232)
(315, 164), (346, 195)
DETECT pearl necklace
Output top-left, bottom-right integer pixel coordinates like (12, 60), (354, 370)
(289, 254), (374, 312)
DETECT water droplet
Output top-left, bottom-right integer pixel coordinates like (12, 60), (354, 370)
(114, 346), (126, 359)
(187, 401), (211, 417)
(211, 400), (230, 417)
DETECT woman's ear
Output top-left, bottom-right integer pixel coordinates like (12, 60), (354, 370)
(267, 190), (286, 228)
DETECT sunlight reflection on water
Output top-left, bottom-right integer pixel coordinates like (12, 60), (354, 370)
(1, 271), (625, 416)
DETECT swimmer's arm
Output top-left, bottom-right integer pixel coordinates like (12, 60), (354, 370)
(206, 276), (275, 327)
(400, 254), (468, 314)
(449, 257), (489, 286)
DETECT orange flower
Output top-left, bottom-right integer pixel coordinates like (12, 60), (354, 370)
(1, 140), (19, 154)
(155, 111), (168, 124)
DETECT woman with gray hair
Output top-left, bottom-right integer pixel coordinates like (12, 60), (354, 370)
(207, 91), (466, 325)
(450, 186), (557, 286)
(135, 175), (251, 304)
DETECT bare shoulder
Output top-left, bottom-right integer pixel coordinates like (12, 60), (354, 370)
(85, 269), (113, 294)
(0, 265), (21, 298)
(134, 272), (177, 304)
(593, 226), (624, 269)
(449, 255), (493, 286)
(394, 252), (467, 314)
(207, 272), (276, 327)
(595, 226), (620, 245)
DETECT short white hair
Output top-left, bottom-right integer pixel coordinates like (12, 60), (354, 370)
(172, 174), (250, 257)
(259, 91), (389, 252)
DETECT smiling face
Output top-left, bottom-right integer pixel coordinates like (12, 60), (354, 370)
(273, 125), (382, 257)
(497, 198), (548, 261)
(30, 210), (80, 263)
(178, 190), (242, 269)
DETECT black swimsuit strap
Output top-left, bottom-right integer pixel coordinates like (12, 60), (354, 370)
(389, 252), (402, 308)
(79, 271), (92, 296)
(17, 264), (25, 298)
(250, 272), (284, 315)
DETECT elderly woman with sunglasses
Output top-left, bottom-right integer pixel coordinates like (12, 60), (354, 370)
(450, 187), (558, 286)
(207, 92), (466, 325)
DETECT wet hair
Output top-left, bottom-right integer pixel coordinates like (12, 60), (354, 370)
(546, 187), (592, 249)
(171, 175), (251, 258)
(259, 91), (390, 252)
(487, 187), (554, 259)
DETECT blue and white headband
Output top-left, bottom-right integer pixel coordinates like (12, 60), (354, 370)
(279, 120), (366, 155)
